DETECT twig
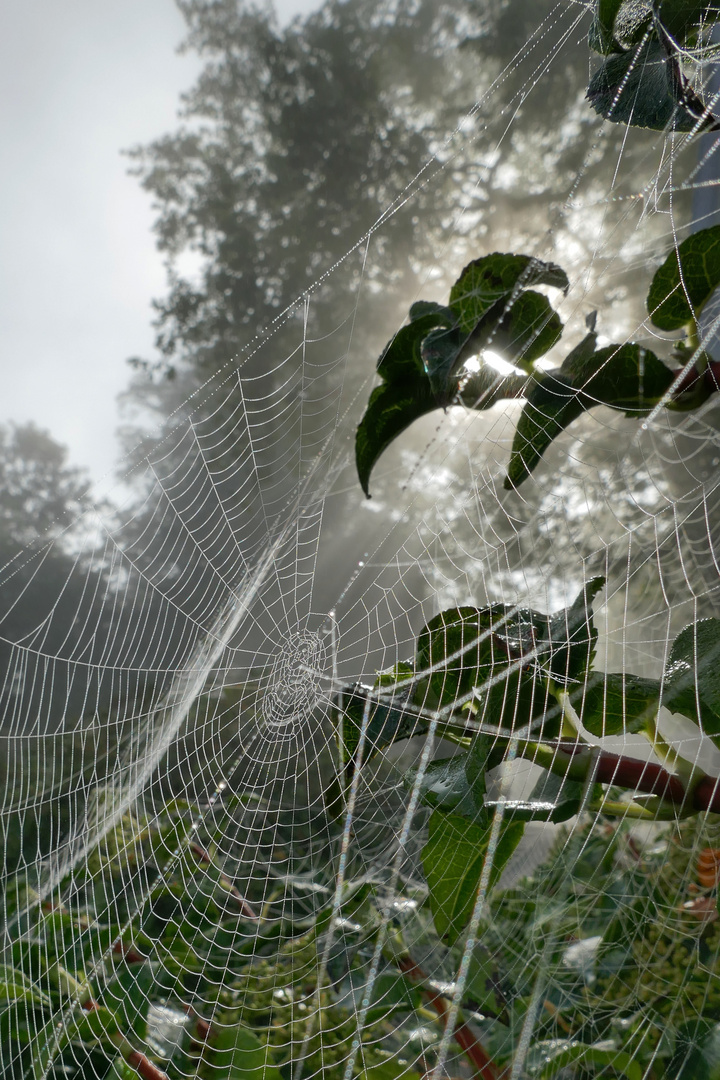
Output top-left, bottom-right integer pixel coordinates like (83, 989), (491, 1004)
(396, 956), (501, 1080)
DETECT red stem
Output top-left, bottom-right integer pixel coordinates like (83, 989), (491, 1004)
(124, 1050), (170, 1080)
(671, 361), (720, 401)
(693, 775), (720, 814)
(555, 742), (720, 813)
(397, 957), (500, 1080)
(112, 940), (145, 965)
(556, 743), (687, 802)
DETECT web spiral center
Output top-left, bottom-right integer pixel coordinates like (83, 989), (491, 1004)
(261, 629), (327, 728)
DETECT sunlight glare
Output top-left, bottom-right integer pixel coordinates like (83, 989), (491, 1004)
(483, 349), (524, 376)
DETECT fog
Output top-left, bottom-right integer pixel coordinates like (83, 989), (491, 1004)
(0, 0), (321, 481)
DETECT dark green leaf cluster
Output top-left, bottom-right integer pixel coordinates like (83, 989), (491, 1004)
(468, 815), (720, 1078)
(355, 252), (564, 495)
(337, 571), (720, 945)
(586, 0), (720, 131)
(357, 226), (720, 496)
(1, 792), (431, 1080)
(337, 582), (605, 942)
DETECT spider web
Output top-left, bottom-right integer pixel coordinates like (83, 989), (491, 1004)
(3, 2), (720, 1078)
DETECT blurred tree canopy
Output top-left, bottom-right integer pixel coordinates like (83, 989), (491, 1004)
(117, 0), (691, 624)
(122, 0), (612, 433)
(0, 421), (93, 556)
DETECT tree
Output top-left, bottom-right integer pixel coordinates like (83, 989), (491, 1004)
(118, 0), (676, 635)
(0, 421), (104, 671)
(123, 0), (647, 439)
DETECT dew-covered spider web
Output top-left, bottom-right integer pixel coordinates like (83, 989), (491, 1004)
(6, 1), (720, 1078)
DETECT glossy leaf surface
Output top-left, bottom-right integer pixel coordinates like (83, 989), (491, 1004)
(587, 39), (700, 132)
(356, 378), (438, 498)
(648, 225), (720, 331)
(506, 341), (673, 487)
(449, 253), (567, 335)
(406, 755), (486, 820)
(588, 0), (625, 53)
(664, 618), (720, 735)
(210, 1023), (283, 1080)
(421, 810), (524, 942)
(538, 576), (606, 683)
(338, 684), (426, 769)
(579, 672), (661, 736)
(416, 606), (498, 710)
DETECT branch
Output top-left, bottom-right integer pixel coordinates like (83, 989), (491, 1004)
(396, 956), (501, 1080)
(530, 740), (720, 814)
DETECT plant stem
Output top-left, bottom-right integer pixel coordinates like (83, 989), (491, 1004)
(396, 955), (501, 1080)
(516, 740), (689, 805)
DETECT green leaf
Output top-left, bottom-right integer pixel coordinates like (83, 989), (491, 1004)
(588, 0), (625, 54)
(579, 671), (661, 736)
(565, 341), (674, 411)
(362, 1058), (423, 1080)
(426, 290), (563, 394)
(416, 606), (498, 710)
(28, 1014), (69, 1080)
(375, 661), (415, 689)
(408, 300), (455, 325)
(108, 1059), (139, 1080)
(421, 809), (524, 942)
(464, 947), (508, 1020)
(505, 372), (585, 489)
(355, 378), (438, 497)
(586, 38), (701, 132)
(459, 366), (527, 411)
(612, 0), (654, 47)
(352, 971), (421, 1024)
(356, 307), (455, 496)
(539, 577), (606, 683)
(465, 732), (507, 791)
(648, 225), (720, 330)
(505, 342), (673, 488)
(420, 324), (466, 397)
(491, 290), (564, 371)
(664, 618), (720, 735)
(0, 966), (51, 1009)
(478, 665), (557, 736)
(536, 1041), (643, 1080)
(356, 256), (562, 494)
(102, 961), (153, 1041)
(73, 1005), (123, 1046)
(415, 603), (552, 731)
(377, 311), (454, 382)
(657, 0), (720, 43)
(668, 1018), (720, 1080)
(449, 253), (568, 337)
(406, 755), (486, 820)
(338, 684), (428, 768)
(210, 1024), (282, 1080)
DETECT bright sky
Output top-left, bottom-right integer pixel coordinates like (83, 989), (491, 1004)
(0, 0), (321, 485)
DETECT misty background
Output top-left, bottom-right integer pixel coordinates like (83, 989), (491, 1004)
(0, 0), (320, 480)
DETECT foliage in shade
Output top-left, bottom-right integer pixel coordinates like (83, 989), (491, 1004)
(505, 340), (674, 488)
(586, 0), (720, 132)
(339, 565), (720, 942)
(357, 223), (720, 495)
(648, 224), (720, 330)
(579, 672), (663, 737)
(421, 810), (525, 943)
(355, 252), (568, 496)
(664, 618), (720, 734)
